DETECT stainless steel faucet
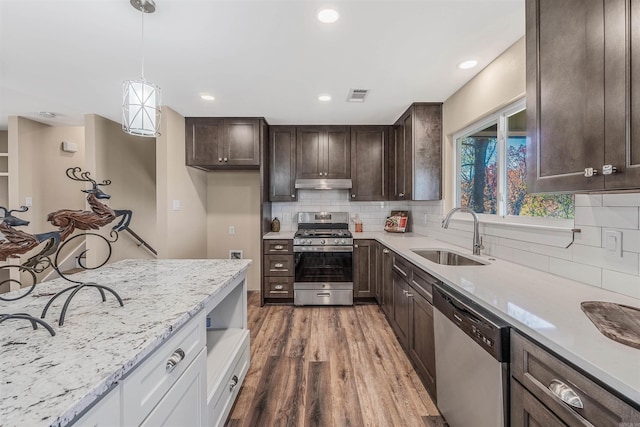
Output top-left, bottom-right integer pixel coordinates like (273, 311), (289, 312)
(442, 207), (483, 255)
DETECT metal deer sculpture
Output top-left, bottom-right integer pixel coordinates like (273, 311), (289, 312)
(0, 206), (61, 268)
(47, 167), (133, 241)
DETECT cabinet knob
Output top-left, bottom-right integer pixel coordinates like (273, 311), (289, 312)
(229, 375), (239, 391)
(223, 157), (228, 162)
(602, 164), (618, 175)
(351, 194), (356, 198)
(354, 244), (359, 248)
(291, 194), (295, 198)
(218, 157), (223, 162)
(319, 172), (323, 176)
(584, 168), (598, 177)
(399, 193), (405, 197)
(383, 249), (390, 254)
(165, 348), (186, 373)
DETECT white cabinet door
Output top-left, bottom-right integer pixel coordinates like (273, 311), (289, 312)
(140, 348), (207, 427)
(73, 384), (121, 427)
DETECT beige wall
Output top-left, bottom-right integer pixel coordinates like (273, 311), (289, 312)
(0, 131), (8, 207)
(156, 107), (208, 258)
(207, 171), (261, 291)
(85, 114), (157, 264)
(442, 37), (525, 211)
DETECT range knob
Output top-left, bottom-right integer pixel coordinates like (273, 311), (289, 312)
(320, 239), (326, 245)
(334, 239), (339, 244)
(306, 239), (312, 244)
(341, 239), (346, 244)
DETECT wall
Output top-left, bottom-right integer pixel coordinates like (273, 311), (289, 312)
(207, 171), (261, 291)
(156, 107), (208, 259)
(430, 36), (640, 300)
(0, 131), (8, 207)
(85, 114), (157, 264)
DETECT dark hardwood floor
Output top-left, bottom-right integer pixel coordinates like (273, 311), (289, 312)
(226, 292), (440, 426)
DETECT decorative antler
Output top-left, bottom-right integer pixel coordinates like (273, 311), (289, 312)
(66, 167), (96, 185)
(8, 206), (29, 215)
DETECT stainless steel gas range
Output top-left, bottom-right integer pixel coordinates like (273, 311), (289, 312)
(293, 212), (353, 306)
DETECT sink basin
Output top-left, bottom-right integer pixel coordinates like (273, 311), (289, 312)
(411, 249), (487, 266)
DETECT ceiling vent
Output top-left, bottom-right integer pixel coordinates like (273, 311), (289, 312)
(347, 89), (369, 103)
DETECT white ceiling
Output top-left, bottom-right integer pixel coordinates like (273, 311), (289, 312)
(0, 0), (524, 130)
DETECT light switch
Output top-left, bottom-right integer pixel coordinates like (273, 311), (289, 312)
(25, 196), (33, 207)
(172, 200), (181, 211)
(228, 226), (235, 235)
(604, 230), (622, 257)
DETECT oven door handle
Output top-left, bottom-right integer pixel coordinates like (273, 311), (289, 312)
(293, 246), (353, 252)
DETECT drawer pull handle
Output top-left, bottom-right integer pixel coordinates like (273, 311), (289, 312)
(383, 249), (390, 254)
(166, 348), (185, 373)
(274, 245), (284, 250)
(270, 290), (289, 294)
(317, 292), (331, 297)
(275, 284), (284, 290)
(549, 379), (584, 409)
(229, 375), (239, 391)
(274, 263), (284, 268)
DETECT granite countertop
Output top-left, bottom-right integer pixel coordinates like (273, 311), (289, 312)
(0, 259), (251, 427)
(262, 231), (640, 406)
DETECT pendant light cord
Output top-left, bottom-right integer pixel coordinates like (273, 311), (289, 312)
(140, 6), (145, 80)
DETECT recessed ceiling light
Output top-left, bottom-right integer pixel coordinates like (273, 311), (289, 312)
(318, 94), (332, 102)
(457, 60), (478, 70)
(38, 111), (56, 118)
(200, 94), (215, 101)
(317, 9), (339, 24)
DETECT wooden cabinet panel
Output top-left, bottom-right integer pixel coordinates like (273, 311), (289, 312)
(354, 240), (375, 298)
(511, 330), (640, 426)
(296, 126), (350, 179)
(374, 241), (383, 303)
(296, 127), (324, 179)
(392, 270), (410, 349)
(264, 276), (294, 299)
(264, 254), (294, 276)
(390, 103), (442, 201)
(380, 246), (393, 319)
(269, 126), (297, 201)
(185, 117), (262, 169)
(263, 239), (293, 254)
(511, 378), (567, 427)
(325, 126), (351, 179)
(350, 126), (388, 201)
(408, 287), (436, 400)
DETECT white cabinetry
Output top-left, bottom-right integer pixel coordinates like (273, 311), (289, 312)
(72, 273), (249, 427)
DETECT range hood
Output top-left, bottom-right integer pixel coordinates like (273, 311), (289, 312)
(295, 179), (352, 190)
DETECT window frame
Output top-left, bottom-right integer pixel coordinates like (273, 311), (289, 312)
(452, 98), (574, 226)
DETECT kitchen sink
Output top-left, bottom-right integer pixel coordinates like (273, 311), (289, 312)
(411, 249), (487, 266)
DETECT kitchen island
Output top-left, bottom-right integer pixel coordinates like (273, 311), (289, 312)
(0, 259), (251, 427)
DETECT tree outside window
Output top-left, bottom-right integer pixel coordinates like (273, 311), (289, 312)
(457, 104), (574, 219)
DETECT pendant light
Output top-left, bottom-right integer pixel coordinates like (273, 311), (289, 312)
(122, 0), (161, 137)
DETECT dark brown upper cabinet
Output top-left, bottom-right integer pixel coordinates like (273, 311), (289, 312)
(185, 117), (262, 170)
(390, 103), (442, 201)
(350, 126), (389, 201)
(526, 0), (640, 192)
(269, 126), (297, 202)
(296, 126), (351, 179)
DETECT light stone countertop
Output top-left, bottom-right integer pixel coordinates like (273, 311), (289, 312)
(0, 259), (251, 427)
(263, 230), (640, 407)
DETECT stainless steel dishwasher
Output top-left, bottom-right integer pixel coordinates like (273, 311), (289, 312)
(433, 284), (510, 427)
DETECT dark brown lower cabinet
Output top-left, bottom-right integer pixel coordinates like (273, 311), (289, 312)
(391, 270), (410, 349)
(407, 289), (436, 400)
(380, 247), (393, 319)
(511, 379), (566, 426)
(354, 240), (375, 299)
(262, 239), (294, 303)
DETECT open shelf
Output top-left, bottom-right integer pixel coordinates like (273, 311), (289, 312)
(205, 328), (246, 391)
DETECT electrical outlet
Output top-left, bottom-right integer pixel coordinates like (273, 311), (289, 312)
(228, 226), (235, 235)
(25, 196), (33, 207)
(604, 230), (623, 257)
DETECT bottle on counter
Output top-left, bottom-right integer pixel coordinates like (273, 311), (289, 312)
(271, 217), (281, 232)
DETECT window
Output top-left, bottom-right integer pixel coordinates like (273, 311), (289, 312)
(455, 100), (574, 219)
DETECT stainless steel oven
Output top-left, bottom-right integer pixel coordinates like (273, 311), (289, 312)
(293, 212), (354, 306)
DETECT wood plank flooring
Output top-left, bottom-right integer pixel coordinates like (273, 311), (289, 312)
(226, 292), (441, 426)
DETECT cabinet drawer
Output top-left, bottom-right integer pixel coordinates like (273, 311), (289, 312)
(511, 331), (640, 427)
(392, 254), (410, 279)
(122, 311), (206, 426)
(265, 276), (293, 298)
(74, 383), (122, 427)
(263, 239), (292, 254)
(511, 377), (565, 427)
(410, 267), (436, 304)
(263, 254), (294, 276)
(209, 332), (250, 427)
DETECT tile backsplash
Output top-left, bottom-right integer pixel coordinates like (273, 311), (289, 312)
(272, 190), (640, 300)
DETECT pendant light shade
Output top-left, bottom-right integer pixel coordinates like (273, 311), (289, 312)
(122, 78), (161, 137)
(122, 0), (161, 137)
